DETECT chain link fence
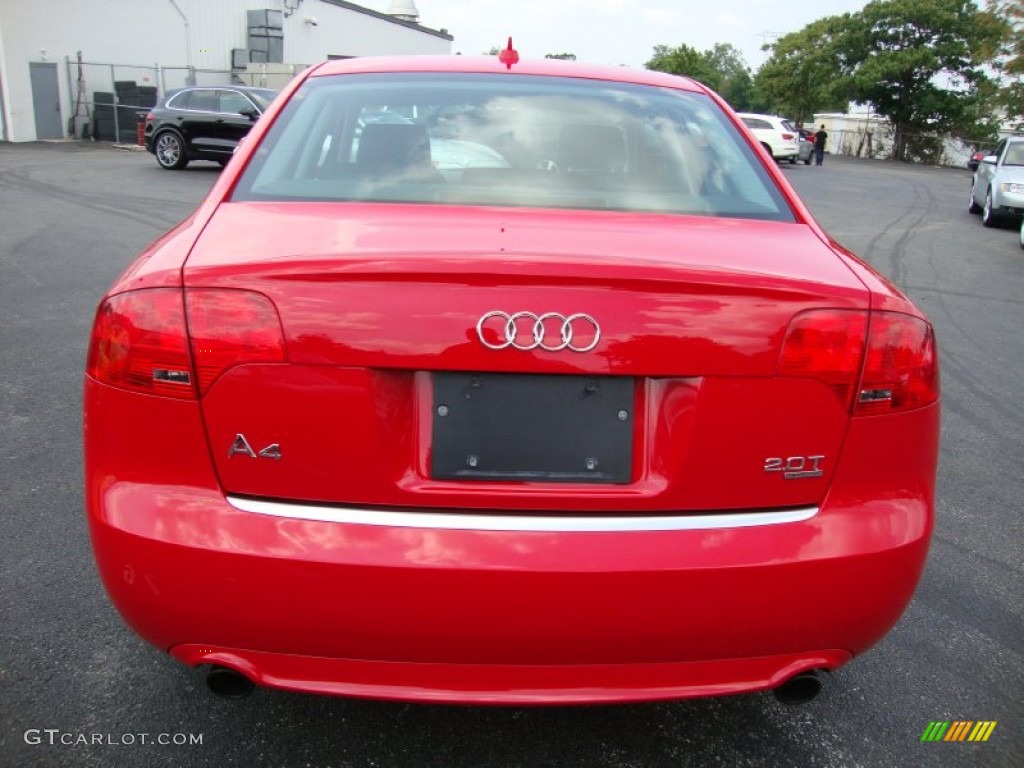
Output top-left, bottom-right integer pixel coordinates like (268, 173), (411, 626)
(65, 58), (234, 142)
(823, 124), (998, 168)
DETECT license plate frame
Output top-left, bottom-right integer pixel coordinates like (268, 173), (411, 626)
(431, 372), (634, 484)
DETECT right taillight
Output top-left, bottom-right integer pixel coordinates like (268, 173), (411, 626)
(778, 309), (938, 415)
(855, 311), (938, 415)
(778, 309), (867, 408)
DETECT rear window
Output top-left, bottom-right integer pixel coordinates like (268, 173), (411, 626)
(232, 73), (794, 222)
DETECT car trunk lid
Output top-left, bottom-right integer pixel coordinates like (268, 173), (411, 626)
(183, 203), (868, 512)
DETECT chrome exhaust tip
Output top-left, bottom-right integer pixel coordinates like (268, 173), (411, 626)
(205, 665), (255, 699)
(773, 670), (823, 705)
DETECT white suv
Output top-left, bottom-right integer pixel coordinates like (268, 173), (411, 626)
(737, 113), (800, 164)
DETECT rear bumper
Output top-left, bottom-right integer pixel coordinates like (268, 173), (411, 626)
(169, 643), (851, 704)
(85, 378), (937, 703)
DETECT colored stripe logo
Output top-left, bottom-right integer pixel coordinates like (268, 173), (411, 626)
(921, 721), (997, 742)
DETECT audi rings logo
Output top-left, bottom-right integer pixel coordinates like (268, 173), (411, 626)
(476, 311), (601, 352)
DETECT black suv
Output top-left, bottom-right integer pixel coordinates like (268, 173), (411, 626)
(144, 86), (277, 170)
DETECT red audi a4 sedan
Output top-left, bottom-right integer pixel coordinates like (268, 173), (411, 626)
(85, 53), (939, 705)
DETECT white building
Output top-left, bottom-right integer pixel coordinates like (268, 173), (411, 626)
(0, 0), (452, 142)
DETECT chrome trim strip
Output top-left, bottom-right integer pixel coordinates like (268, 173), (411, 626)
(226, 497), (818, 532)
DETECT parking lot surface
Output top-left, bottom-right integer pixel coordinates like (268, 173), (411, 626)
(1, 143), (1021, 767)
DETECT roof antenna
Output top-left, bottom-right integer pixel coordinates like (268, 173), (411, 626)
(498, 37), (519, 70)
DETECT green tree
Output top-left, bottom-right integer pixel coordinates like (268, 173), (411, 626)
(755, 16), (856, 124)
(989, 0), (1024, 123)
(646, 44), (720, 88)
(757, 0), (1006, 160)
(844, 0), (1005, 159)
(703, 43), (757, 110)
(645, 42), (758, 110)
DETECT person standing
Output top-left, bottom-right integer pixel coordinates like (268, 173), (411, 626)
(814, 124), (828, 166)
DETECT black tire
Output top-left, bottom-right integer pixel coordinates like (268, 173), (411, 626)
(154, 130), (189, 170)
(968, 184), (982, 214)
(982, 189), (1001, 228)
(1019, 220), (1024, 250)
(788, 156), (797, 164)
(804, 157), (812, 165)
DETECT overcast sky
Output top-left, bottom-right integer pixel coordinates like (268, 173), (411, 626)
(363, 0), (871, 70)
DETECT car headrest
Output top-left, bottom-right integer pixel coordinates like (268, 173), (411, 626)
(356, 123), (433, 172)
(557, 124), (628, 173)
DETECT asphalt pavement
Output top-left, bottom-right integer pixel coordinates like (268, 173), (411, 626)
(0, 142), (1021, 767)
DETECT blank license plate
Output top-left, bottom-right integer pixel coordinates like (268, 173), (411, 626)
(431, 373), (634, 483)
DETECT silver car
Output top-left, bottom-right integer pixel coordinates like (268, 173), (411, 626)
(969, 136), (1024, 227)
(797, 129), (815, 165)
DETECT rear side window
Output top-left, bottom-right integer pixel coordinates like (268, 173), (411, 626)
(188, 89), (218, 112)
(233, 73), (794, 222)
(167, 91), (190, 110)
(741, 117), (772, 131)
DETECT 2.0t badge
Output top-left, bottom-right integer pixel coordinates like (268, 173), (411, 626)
(763, 455), (825, 479)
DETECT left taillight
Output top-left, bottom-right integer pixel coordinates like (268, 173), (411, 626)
(87, 287), (288, 399)
(87, 288), (196, 399)
(185, 289), (286, 395)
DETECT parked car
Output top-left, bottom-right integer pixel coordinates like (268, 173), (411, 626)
(144, 85), (278, 170)
(968, 136), (1024, 227)
(86, 53), (939, 706)
(736, 112), (800, 163)
(797, 128), (815, 165)
(967, 148), (988, 172)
